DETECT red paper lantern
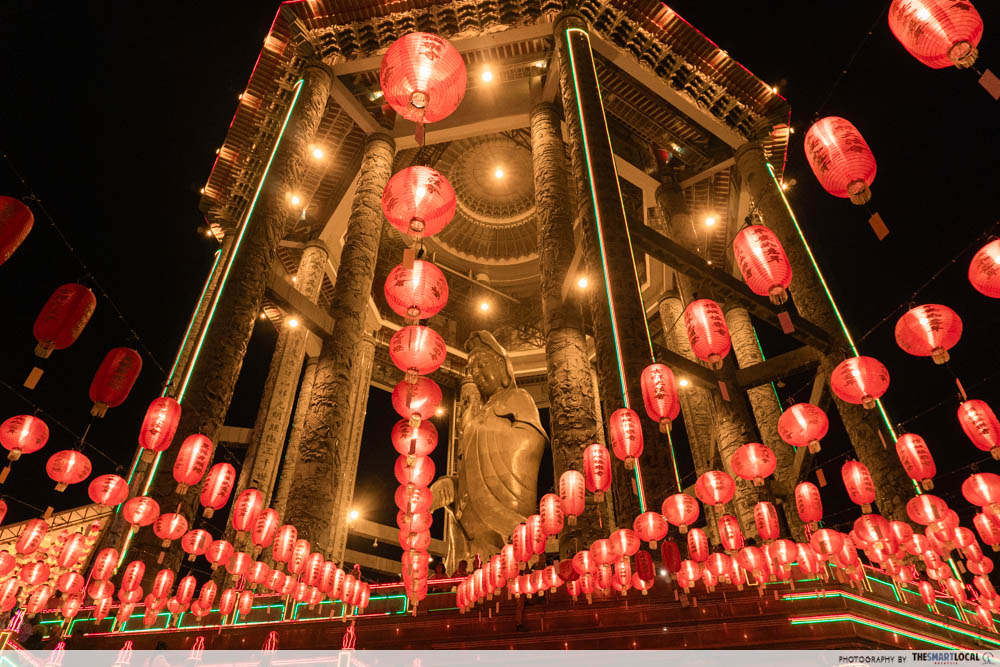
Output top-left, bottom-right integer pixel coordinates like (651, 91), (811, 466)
(268, 568), (288, 594)
(122, 496), (159, 530)
(288, 540), (311, 575)
(662, 493), (700, 533)
(201, 462), (236, 517)
(640, 363), (680, 432)
(272, 524), (297, 564)
(153, 512), (188, 547)
(181, 529), (212, 560)
(809, 529), (845, 560)
(89, 347), (142, 417)
(57, 533), (87, 568)
(634, 511), (668, 548)
(390, 418), (438, 462)
(974, 512), (1000, 552)
(390, 325), (446, 383)
(384, 260), (449, 320)
(803, 116), (877, 205)
(303, 552), (324, 587)
(895, 433), (936, 489)
(609, 408), (643, 469)
(45, 450), (91, 491)
(610, 528), (639, 559)
(252, 508), (280, 549)
(0, 553), (16, 579)
(582, 444), (612, 502)
(395, 485), (432, 515)
(90, 548), (118, 580)
(24, 583), (50, 615)
(175, 575), (196, 605)
(963, 472), (1000, 510)
(198, 580), (217, 609)
(382, 165), (457, 238)
(969, 239), (1000, 298)
(32, 283), (96, 359)
(16, 518), (48, 555)
(695, 470), (735, 506)
(539, 493), (564, 537)
(19, 561), (49, 586)
(660, 540), (682, 574)
(121, 560), (145, 592)
(152, 569), (174, 599)
(380, 32), (466, 131)
(717, 514), (744, 551)
(227, 551), (252, 578)
(888, 0), (983, 68)
(754, 501), (781, 541)
(795, 481), (824, 527)
(895, 304), (962, 364)
(678, 560), (702, 592)
(173, 434), (213, 493)
(853, 514), (893, 550)
(0, 578), (18, 613)
(732, 225), (793, 304)
(61, 593), (83, 619)
(842, 461), (876, 513)
(0, 196), (33, 265)
(682, 298), (731, 370)
(391, 377), (442, 427)
(558, 470), (586, 527)
(907, 494), (950, 526)
(590, 538), (616, 565)
(778, 403), (828, 453)
(231, 488), (264, 533)
(958, 400), (1000, 460)
(394, 455), (435, 489)
(831, 356), (889, 409)
(687, 528), (710, 562)
(138, 397), (181, 459)
(56, 571), (84, 595)
(0, 415), (49, 474)
(87, 473), (129, 507)
(206, 539), (234, 570)
(731, 442), (776, 486)
(218, 588), (238, 616)
(0, 499), (6, 525)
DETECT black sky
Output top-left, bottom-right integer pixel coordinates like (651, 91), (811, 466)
(0, 0), (998, 552)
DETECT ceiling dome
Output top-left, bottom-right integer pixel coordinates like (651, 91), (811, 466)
(431, 133), (539, 263)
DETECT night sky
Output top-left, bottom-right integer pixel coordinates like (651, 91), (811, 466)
(0, 0), (998, 566)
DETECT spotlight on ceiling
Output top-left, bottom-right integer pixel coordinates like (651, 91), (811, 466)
(348, 509), (359, 522)
(479, 301), (490, 312)
(577, 276), (589, 289)
(704, 215), (717, 227)
(260, 312), (267, 320)
(435, 407), (445, 417)
(678, 378), (690, 387)
(482, 68), (494, 83)
(312, 146), (325, 159)
(287, 318), (299, 328)
(494, 167), (505, 179)
(289, 193), (301, 206)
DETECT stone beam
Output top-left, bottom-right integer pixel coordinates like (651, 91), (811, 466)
(732, 346), (821, 390)
(329, 75), (384, 135)
(216, 425), (252, 446)
(679, 157), (736, 190)
(265, 264), (335, 337)
(651, 343), (718, 391)
(627, 222), (833, 352)
(342, 549), (402, 575)
(348, 518), (446, 556)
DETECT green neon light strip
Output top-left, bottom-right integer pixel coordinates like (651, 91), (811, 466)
(177, 79), (305, 402)
(789, 614), (964, 650)
(665, 428), (682, 491)
(782, 590), (999, 646)
(749, 322), (782, 407)
(566, 26), (658, 512)
(762, 163), (924, 498)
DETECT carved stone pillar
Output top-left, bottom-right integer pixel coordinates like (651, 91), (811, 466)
(285, 133), (396, 551)
(734, 142), (912, 522)
(225, 240), (328, 551)
(654, 181), (770, 540)
(329, 334), (376, 563)
(530, 101), (607, 557)
(725, 305), (805, 540)
(555, 13), (672, 523)
(273, 356), (318, 518)
(136, 62), (334, 570)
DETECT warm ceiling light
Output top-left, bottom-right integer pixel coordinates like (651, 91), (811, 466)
(482, 68), (494, 82)
(479, 301), (490, 312)
(660, 569), (667, 576)
(577, 276), (589, 289)
(678, 378), (690, 387)
(289, 194), (301, 206)
(771, 86), (779, 94)
(781, 182), (789, 191)
(287, 318), (299, 328)
(494, 167), (505, 179)
(312, 147), (325, 159)
(348, 509), (359, 521)
(199, 187), (205, 194)
(260, 313), (267, 320)
(205, 230), (213, 238)
(435, 407), (445, 417)
(292, 276), (297, 283)
(704, 215), (717, 227)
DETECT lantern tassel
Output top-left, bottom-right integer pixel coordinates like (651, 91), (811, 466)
(23, 367), (43, 390)
(0, 466), (8, 484)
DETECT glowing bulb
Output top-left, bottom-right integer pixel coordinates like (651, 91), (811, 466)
(289, 194), (301, 206)
(205, 230), (213, 238)
(292, 276), (297, 283)
(660, 569), (667, 576)
(781, 182), (789, 191)
(771, 86), (779, 94)
(435, 407), (444, 417)
(287, 318), (299, 328)
(312, 147), (325, 159)
(705, 216), (717, 227)
(260, 313), (267, 320)
(679, 378), (690, 387)
(577, 276), (589, 289)
(199, 187), (205, 194)
(481, 68), (493, 83)
(494, 167), (505, 179)
(348, 509), (359, 521)
(533, 60), (546, 68)
(415, 185), (427, 198)
(479, 301), (490, 312)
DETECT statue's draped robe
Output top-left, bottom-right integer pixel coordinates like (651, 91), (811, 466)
(449, 385), (547, 562)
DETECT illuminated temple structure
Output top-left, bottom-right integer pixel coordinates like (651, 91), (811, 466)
(10, 0), (998, 652)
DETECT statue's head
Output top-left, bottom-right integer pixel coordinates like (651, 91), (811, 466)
(465, 331), (516, 398)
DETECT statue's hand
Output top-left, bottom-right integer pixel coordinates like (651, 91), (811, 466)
(430, 476), (456, 511)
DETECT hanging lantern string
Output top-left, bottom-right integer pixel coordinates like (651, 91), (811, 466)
(810, 1), (893, 122)
(0, 494), (46, 515)
(1, 152), (169, 379)
(895, 365), (1000, 430)
(0, 376), (125, 470)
